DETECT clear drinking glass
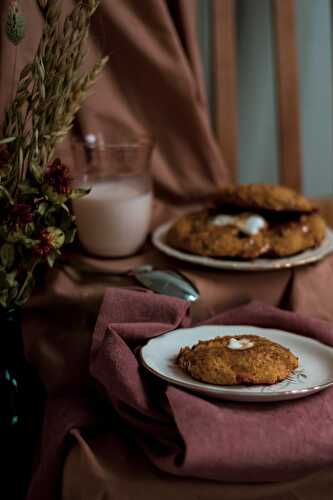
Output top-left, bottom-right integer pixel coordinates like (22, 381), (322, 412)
(71, 135), (154, 257)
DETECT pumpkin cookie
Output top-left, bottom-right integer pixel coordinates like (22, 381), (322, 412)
(176, 335), (299, 385)
(166, 209), (326, 259)
(267, 213), (326, 257)
(215, 184), (316, 213)
(166, 209), (271, 259)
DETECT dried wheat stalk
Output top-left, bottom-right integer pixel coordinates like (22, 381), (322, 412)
(2, 0), (108, 191)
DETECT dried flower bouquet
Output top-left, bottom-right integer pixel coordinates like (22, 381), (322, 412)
(0, 0), (108, 308)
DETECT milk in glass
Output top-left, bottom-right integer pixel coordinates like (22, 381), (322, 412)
(73, 175), (152, 257)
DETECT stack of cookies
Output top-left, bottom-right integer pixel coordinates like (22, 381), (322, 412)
(166, 184), (326, 259)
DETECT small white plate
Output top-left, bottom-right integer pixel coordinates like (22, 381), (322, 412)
(140, 325), (333, 402)
(152, 221), (333, 271)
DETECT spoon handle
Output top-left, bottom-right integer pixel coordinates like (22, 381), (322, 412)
(57, 258), (130, 276)
(57, 259), (153, 277)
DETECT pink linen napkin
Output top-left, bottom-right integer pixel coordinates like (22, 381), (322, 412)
(90, 288), (333, 483)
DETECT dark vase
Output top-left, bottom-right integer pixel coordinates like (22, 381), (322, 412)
(0, 307), (23, 433)
(0, 307), (45, 499)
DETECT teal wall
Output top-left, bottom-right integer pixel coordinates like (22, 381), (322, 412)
(197, 0), (333, 196)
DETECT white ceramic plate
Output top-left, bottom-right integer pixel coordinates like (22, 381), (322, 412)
(140, 325), (333, 402)
(152, 221), (333, 271)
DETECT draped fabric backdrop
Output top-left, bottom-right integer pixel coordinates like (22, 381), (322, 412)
(0, 0), (229, 224)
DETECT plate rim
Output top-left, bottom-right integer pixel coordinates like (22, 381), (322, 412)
(140, 324), (333, 399)
(152, 221), (333, 271)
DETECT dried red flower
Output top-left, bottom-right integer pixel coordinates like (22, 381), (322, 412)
(33, 229), (53, 257)
(10, 203), (33, 225)
(45, 158), (71, 194)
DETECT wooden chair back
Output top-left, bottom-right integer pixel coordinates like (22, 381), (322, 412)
(211, 0), (302, 190)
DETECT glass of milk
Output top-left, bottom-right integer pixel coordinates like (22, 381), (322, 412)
(71, 135), (154, 257)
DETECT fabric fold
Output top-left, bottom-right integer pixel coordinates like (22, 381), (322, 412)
(27, 395), (101, 500)
(89, 289), (333, 484)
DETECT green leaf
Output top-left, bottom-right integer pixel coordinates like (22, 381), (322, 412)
(60, 203), (70, 214)
(0, 186), (14, 204)
(44, 187), (67, 205)
(6, 230), (23, 243)
(0, 243), (15, 268)
(6, 271), (17, 288)
(19, 182), (39, 196)
(44, 207), (56, 226)
(0, 270), (11, 289)
(60, 211), (74, 231)
(8, 286), (18, 303)
(22, 238), (37, 249)
(15, 272), (35, 306)
(64, 227), (76, 244)
(70, 187), (91, 200)
(6, 230), (35, 248)
(38, 202), (48, 216)
(24, 222), (35, 237)
(0, 290), (8, 308)
(47, 252), (57, 268)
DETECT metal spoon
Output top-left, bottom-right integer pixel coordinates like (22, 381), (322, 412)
(58, 260), (200, 302)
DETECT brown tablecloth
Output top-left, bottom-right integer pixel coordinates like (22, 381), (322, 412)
(62, 428), (333, 500)
(24, 243), (333, 500)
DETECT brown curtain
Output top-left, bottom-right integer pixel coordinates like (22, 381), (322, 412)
(0, 0), (229, 219)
